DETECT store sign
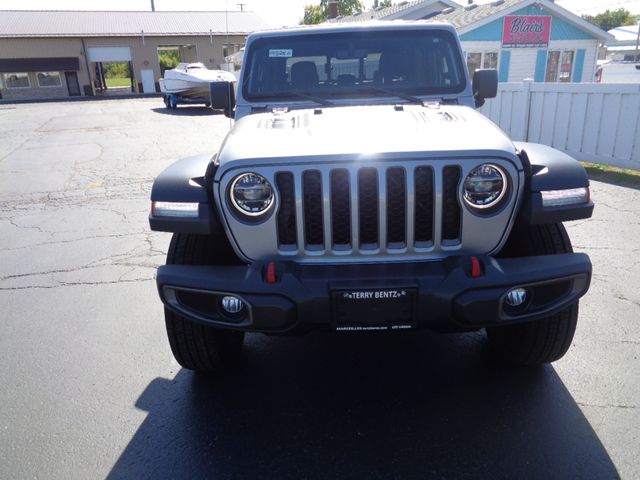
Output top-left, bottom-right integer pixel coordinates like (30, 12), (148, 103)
(502, 15), (552, 48)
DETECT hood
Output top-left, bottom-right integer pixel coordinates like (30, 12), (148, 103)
(217, 104), (516, 167)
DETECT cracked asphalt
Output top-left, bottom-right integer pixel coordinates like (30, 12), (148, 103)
(0, 99), (638, 479)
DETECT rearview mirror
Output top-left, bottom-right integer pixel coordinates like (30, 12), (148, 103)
(209, 81), (236, 118)
(472, 69), (498, 108)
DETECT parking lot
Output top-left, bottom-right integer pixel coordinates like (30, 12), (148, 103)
(0, 98), (638, 479)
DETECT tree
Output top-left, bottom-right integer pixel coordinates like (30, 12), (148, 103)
(158, 50), (180, 74)
(379, 0), (393, 7)
(582, 8), (638, 32)
(302, 4), (325, 25)
(300, 0), (365, 24)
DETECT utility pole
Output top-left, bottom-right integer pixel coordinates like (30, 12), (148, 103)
(237, 3), (246, 11)
(635, 16), (640, 61)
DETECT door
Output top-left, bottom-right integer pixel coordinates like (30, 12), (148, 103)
(65, 72), (81, 96)
(87, 47), (132, 63)
(140, 69), (156, 93)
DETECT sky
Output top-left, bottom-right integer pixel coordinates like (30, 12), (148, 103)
(0, 0), (638, 28)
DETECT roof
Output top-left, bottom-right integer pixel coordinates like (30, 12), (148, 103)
(608, 24), (640, 46)
(331, 0), (459, 23)
(0, 10), (269, 38)
(431, 0), (521, 29)
(249, 20), (457, 38)
(430, 0), (613, 41)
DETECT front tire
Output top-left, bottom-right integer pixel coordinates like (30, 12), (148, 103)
(164, 234), (245, 373)
(487, 223), (579, 365)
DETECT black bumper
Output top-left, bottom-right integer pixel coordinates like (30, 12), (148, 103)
(156, 254), (591, 334)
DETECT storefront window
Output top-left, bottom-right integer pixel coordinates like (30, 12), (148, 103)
(467, 52), (499, 77)
(37, 72), (62, 87)
(546, 50), (574, 83)
(4, 73), (30, 88)
(466, 52), (482, 76)
(545, 51), (560, 82)
(483, 52), (499, 70)
(559, 51), (574, 83)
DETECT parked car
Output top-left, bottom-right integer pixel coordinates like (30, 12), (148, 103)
(596, 60), (640, 83)
(149, 22), (594, 373)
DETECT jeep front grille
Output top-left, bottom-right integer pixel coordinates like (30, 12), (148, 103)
(275, 165), (461, 252)
(218, 160), (520, 264)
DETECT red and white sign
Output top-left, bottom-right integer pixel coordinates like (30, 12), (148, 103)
(502, 15), (552, 48)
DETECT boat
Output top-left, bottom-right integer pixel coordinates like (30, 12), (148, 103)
(159, 63), (236, 99)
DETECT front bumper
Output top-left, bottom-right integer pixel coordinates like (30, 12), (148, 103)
(156, 253), (591, 334)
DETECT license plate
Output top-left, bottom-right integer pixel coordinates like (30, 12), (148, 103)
(332, 288), (416, 331)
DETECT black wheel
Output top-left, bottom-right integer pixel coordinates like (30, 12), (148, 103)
(163, 95), (170, 109)
(164, 234), (245, 373)
(487, 223), (579, 365)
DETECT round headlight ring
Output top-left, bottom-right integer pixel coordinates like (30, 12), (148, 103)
(463, 164), (508, 211)
(229, 172), (275, 217)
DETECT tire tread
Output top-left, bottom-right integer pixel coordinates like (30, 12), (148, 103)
(488, 223), (579, 365)
(164, 234), (244, 373)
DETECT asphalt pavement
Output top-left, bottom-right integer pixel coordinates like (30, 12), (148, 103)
(0, 99), (638, 479)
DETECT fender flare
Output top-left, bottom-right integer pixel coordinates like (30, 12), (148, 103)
(514, 142), (594, 224)
(149, 154), (219, 234)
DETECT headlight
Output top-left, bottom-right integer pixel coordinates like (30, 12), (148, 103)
(229, 173), (274, 216)
(463, 164), (508, 210)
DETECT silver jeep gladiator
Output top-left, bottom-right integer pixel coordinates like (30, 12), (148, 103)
(149, 22), (593, 372)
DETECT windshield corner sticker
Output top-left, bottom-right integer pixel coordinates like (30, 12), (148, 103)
(269, 49), (293, 58)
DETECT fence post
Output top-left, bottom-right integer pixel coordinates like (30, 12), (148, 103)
(513, 79), (533, 141)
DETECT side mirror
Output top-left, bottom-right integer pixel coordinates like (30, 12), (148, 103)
(209, 81), (236, 118)
(472, 69), (498, 108)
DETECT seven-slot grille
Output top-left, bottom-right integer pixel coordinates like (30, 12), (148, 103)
(274, 165), (462, 253)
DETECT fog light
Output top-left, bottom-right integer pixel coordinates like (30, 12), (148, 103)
(505, 288), (528, 307)
(221, 296), (244, 314)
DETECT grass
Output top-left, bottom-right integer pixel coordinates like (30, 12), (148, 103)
(581, 161), (640, 189)
(105, 77), (132, 88)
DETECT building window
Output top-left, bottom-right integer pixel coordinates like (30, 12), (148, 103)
(223, 44), (243, 59)
(3, 72), (30, 88)
(466, 52), (482, 76)
(546, 50), (574, 83)
(467, 52), (499, 76)
(483, 52), (499, 70)
(37, 72), (62, 87)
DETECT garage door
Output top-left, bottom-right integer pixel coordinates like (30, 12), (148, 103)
(87, 47), (132, 63)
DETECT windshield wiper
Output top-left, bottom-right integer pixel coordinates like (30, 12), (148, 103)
(359, 86), (425, 105)
(265, 92), (335, 106)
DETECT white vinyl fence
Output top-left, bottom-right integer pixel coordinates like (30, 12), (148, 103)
(479, 80), (640, 170)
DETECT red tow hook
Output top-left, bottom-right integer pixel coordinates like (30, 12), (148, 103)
(470, 256), (482, 278)
(266, 262), (278, 284)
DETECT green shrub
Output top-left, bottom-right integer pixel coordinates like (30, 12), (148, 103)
(103, 62), (130, 79)
(159, 50), (180, 73)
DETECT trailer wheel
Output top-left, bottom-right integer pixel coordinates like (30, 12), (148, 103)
(169, 95), (178, 109)
(163, 95), (170, 109)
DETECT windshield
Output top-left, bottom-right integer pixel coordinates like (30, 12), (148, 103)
(243, 29), (466, 102)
